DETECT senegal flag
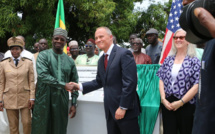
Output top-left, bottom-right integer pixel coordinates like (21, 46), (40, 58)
(54, 0), (67, 54)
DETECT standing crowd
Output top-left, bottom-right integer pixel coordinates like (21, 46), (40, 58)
(0, 25), (202, 134)
(1, 0), (215, 132)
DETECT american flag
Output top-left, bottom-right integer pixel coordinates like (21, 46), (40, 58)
(159, 0), (183, 64)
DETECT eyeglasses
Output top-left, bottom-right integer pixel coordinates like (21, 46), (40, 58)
(85, 45), (93, 48)
(131, 43), (142, 46)
(173, 36), (185, 40)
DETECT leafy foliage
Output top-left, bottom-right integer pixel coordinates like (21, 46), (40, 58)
(134, 0), (172, 44)
(0, 0), (141, 52)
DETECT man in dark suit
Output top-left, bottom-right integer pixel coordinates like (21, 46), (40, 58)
(71, 27), (140, 134)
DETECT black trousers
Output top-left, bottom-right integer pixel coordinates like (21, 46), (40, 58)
(161, 95), (195, 134)
(106, 111), (140, 134)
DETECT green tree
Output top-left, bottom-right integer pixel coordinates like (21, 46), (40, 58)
(0, 0), (56, 51)
(0, 0), (141, 52)
(134, 1), (172, 45)
(65, 0), (141, 43)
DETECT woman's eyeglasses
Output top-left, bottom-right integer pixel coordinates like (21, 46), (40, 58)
(173, 36), (185, 40)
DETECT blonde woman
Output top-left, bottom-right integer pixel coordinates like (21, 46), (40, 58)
(157, 29), (201, 134)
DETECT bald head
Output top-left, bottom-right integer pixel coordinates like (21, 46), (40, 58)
(39, 38), (48, 51)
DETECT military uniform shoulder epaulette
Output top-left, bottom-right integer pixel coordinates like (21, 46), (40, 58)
(21, 57), (32, 61)
(1, 57), (11, 62)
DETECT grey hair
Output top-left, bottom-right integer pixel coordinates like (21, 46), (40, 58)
(168, 29), (197, 57)
(96, 27), (112, 35)
(134, 38), (143, 45)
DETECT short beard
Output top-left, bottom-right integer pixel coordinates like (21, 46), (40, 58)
(53, 45), (64, 54)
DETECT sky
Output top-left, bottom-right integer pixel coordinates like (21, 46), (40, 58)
(134, 0), (169, 11)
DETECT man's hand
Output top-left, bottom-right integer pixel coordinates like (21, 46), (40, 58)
(115, 107), (126, 120)
(194, 7), (215, 38)
(65, 82), (79, 92)
(0, 102), (3, 111)
(28, 100), (34, 109)
(69, 105), (76, 118)
(171, 100), (183, 111)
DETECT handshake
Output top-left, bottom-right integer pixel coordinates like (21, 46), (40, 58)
(65, 82), (80, 92)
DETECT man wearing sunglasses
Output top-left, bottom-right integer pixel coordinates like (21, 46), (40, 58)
(75, 38), (99, 65)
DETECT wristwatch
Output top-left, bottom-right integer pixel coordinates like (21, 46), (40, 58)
(0, 101), (3, 103)
(120, 107), (127, 110)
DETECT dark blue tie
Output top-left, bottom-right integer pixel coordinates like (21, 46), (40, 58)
(14, 59), (19, 66)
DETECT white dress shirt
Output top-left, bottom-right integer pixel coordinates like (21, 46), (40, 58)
(99, 44), (119, 58)
(12, 56), (21, 65)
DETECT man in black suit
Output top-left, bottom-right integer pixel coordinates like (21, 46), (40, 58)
(71, 27), (140, 134)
